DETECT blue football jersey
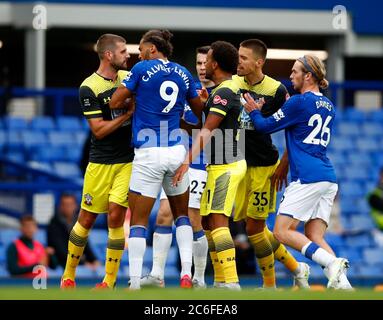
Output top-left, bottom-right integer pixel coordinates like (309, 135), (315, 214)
(248, 91), (336, 184)
(122, 59), (198, 148)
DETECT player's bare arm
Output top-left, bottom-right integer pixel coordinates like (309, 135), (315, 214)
(271, 149), (289, 191)
(87, 112), (132, 140)
(110, 85), (133, 109)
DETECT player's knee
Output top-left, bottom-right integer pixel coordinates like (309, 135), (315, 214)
(246, 218), (265, 236)
(305, 231), (323, 244)
(156, 206), (173, 226)
(78, 209), (97, 229)
(273, 228), (286, 244)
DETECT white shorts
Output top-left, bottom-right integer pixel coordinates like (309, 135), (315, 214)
(277, 180), (338, 225)
(129, 145), (189, 198)
(159, 167), (207, 209)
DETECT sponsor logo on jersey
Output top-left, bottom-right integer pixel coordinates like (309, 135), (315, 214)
(273, 109), (285, 122)
(213, 95), (227, 106)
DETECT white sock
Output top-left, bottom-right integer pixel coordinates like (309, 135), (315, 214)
(151, 227), (172, 279)
(192, 233), (208, 283)
(128, 228), (147, 288)
(301, 241), (336, 268)
(175, 217), (193, 278)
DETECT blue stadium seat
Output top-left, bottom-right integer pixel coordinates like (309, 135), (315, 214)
(356, 138), (380, 152)
(35, 229), (47, 246)
(0, 265), (9, 277)
(166, 247), (179, 267)
(88, 229), (108, 246)
(367, 110), (383, 123)
(337, 123), (360, 137)
(328, 152), (348, 167)
(48, 131), (75, 147)
(0, 229), (20, 248)
(343, 167), (370, 181)
(361, 123), (383, 137)
(143, 246), (153, 267)
(347, 153), (373, 166)
(357, 265), (382, 277)
(0, 130), (6, 150)
(64, 146), (82, 163)
(164, 266), (179, 278)
(325, 233), (344, 247)
(308, 265), (324, 278)
(344, 108), (367, 122)
(21, 130), (47, 151)
(5, 131), (24, 152)
(30, 145), (67, 162)
(4, 151), (25, 177)
(363, 248), (383, 265)
(337, 248), (363, 263)
(349, 215), (375, 232)
(75, 265), (96, 278)
(47, 266), (63, 278)
(0, 245), (6, 263)
(75, 131), (89, 147)
(57, 116), (83, 131)
(53, 162), (82, 178)
(341, 181), (365, 197)
(328, 137), (355, 152)
(27, 161), (53, 173)
(4, 117), (29, 130)
(30, 116), (56, 132)
(344, 233), (373, 248)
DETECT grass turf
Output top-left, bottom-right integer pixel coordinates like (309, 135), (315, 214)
(0, 287), (382, 300)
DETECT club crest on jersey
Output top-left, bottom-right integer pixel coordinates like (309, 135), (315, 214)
(84, 193), (93, 206)
(213, 95), (227, 106)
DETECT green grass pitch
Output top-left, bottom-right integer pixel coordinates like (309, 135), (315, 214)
(0, 286), (382, 300)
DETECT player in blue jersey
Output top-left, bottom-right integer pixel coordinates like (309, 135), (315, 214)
(140, 46), (214, 289)
(110, 30), (204, 290)
(242, 54), (352, 290)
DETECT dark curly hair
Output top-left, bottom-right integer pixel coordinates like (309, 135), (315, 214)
(141, 29), (174, 57)
(210, 41), (238, 74)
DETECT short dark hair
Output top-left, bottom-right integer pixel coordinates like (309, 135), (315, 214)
(141, 29), (174, 57)
(96, 33), (126, 60)
(60, 193), (77, 201)
(240, 39), (267, 60)
(210, 41), (238, 75)
(20, 215), (36, 225)
(196, 46), (210, 55)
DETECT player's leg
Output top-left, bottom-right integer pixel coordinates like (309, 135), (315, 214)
(127, 148), (164, 290)
(97, 162), (132, 289)
(142, 194), (173, 287)
(264, 227), (309, 289)
(61, 208), (98, 288)
(61, 162), (109, 288)
(188, 167), (208, 288)
(164, 144), (193, 288)
(167, 190), (193, 288)
(304, 185), (352, 290)
(274, 182), (346, 287)
(244, 166), (276, 288)
(203, 160), (247, 289)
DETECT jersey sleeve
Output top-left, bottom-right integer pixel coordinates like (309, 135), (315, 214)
(121, 62), (142, 92)
(208, 87), (238, 118)
(79, 86), (103, 119)
(261, 83), (290, 117)
(249, 94), (302, 134)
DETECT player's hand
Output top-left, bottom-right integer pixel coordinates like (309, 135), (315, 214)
(172, 163), (189, 187)
(271, 160), (289, 192)
(243, 93), (265, 113)
(198, 88), (209, 103)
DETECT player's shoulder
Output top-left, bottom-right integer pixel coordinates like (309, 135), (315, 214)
(216, 79), (240, 95)
(171, 61), (193, 76)
(231, 75), (246, 88)
(80, 72), (98, 89)
(260, 75), (282, 94)
(117, 70), (129, 79)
